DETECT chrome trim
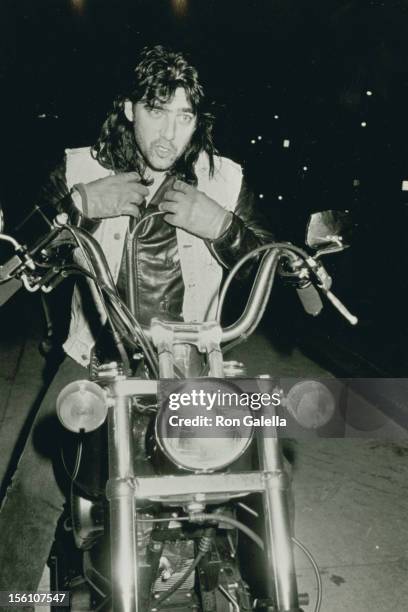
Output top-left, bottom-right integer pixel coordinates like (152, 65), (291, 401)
(258, 405), (301, 611)
(131, 471), (282, 500)
(107, 394), (139, 612)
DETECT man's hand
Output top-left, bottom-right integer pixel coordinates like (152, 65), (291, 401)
(159, 180), (232, 240)
(74, 173), (150, 219)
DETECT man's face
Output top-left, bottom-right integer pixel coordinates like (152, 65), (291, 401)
(128, 87), (197, 172)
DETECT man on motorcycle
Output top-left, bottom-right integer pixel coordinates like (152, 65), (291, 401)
(0, 45), (271, 599)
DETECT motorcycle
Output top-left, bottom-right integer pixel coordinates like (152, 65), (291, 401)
(0, 207), (357, 612)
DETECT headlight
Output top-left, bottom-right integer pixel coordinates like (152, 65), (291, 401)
(56, 380), (108, 433)
(285, 380), (335, 429)
(156, 379), (253, 472)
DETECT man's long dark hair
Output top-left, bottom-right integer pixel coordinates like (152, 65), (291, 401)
(92, 45), (216, 183)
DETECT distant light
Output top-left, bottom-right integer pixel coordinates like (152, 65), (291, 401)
(402, 180), (408, 191)
(37, 113), (59, 120)
(251, 139), (256, 144)
(71, 0), (85, 13)
(353, 179), (360, 187)
(278, 195), (283, 200)
(303, 166), (308, 171)
(361, 121), (367, 127)
(366, 90), (373, 96)
(259, 194), (264, 199)
(283, 139), (290, 148)
(274, 115), (279, 119)
(171, 0), (189, 17)
(257, 135), (262, 140)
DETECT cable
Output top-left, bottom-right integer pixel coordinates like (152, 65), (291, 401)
(292, 536), (322, 612)
(102, 288), (159, 376)
(61, 266), (156, 372)
(107, 291), (156, 361)
(63, 226), (134, 373)
(193, 513), (264, 550)
(60, 439), (83, 481)
(129, 210), (166, 240)
(218, 585), (240, 612)
(64, 227), (122, 329)
(138, 513), (264, 551)
(137, 516), (189, 523)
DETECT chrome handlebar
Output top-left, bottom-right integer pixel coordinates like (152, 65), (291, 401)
(221, 248), (281, 343)
(0, 221), (357, 350)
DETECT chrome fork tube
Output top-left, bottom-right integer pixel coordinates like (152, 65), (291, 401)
(258, 416), (301, 611)
(106, 391), (139, 612)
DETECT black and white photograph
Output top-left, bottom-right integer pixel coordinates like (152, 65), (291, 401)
(0, 1), (407, 611)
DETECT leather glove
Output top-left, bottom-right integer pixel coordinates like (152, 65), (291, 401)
(159, 179), (232, 240)
(73, 173), (150, 219)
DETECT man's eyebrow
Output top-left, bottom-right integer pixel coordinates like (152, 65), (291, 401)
(146, 100), (165, 108)
(144, 100), (195, 114)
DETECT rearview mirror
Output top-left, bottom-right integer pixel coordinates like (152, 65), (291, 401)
(306, 210), (353, 251)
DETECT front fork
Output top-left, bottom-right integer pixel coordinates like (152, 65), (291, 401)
(106, 390), (140, 612)
(104, 362), (301, 612)
(105, 401), (302, 612)
(258, 420), (302, 612)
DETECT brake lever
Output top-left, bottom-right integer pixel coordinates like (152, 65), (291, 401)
(305, 257), (358, 325)
(322, 289), (358, 325)
(279, 252), (324, 316)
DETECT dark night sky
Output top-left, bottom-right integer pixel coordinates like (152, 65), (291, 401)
(1, 1), (408, 204)
(1, 0), (408, 372)
(0, 1), (407, 205)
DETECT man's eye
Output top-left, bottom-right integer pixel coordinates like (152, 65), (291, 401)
(149, 108), (163, 118)
(178, 114), (194, 125)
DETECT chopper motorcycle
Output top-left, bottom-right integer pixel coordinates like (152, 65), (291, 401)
(0, 207), (357, 612)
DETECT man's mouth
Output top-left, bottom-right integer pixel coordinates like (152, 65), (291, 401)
(155, 143), (175, 158)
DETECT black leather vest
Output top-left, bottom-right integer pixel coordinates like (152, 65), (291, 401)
(117, 175), (184, 327)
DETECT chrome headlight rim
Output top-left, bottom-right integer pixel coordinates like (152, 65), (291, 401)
(155, 378), (254, 473)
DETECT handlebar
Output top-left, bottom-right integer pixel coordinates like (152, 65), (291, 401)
(0, 221), (358, 350)
(220, 247), (281, 343)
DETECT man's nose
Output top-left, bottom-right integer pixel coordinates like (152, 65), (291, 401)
(160, 115), (176, 141)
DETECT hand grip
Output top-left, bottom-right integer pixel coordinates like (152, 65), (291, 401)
(295, 283), (323, 316)
(0, 277), (22, 306)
